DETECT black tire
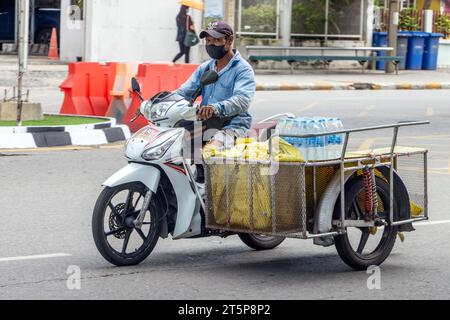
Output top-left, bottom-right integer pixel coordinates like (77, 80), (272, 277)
(238, 233), (285, 251)
(334, 176), (398, 271)
(92, 182), (161, 266)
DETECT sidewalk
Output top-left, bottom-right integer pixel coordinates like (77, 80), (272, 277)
(0, 55), (67, 114)
(254, 68), (450, 90)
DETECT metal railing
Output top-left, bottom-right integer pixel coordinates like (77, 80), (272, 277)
(268, 120), (430, 236)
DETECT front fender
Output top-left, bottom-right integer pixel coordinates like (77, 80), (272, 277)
(103, 162), (161, 193)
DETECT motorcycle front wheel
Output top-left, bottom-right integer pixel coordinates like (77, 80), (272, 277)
(92, 182), (161, 266)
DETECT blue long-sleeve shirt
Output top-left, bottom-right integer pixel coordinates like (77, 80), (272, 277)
(176, 50), (256, 136)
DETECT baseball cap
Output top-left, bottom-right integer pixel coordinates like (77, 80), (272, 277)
(199, 21), (234, 39)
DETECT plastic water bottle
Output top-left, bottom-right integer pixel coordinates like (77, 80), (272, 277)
(316, 118), (327, 160)
(277, 119), (289, 144)
(325, 118), (336, 159)
(326, 118), (344, 159)
(306, 120), (319, 161)
(289, 119), (298, 149)
(298, 119), (308, 159)
(278, 116), (344, 161)
(335, 118), (344, 158)
(276, 119), (285, 133)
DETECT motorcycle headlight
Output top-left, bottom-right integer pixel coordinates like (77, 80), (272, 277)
(141, 132), (182, 161)
(150, 102), (172, 121)
(140, 100), (152, 119)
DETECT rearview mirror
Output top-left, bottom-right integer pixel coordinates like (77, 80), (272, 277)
(131, 77), (141, 93)
(200, 70), (219, 86)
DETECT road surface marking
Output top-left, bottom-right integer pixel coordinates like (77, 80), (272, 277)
(0, 253), (72, 263)
(415, 220), (450, 227)
(429, 169), (450, 176)
(448, 152), (450, 174)
(299, 101), (319, 112)
(298, 101), (319, 112)
(358, 138), (376, 151)
(426, 107), (434, 117)
(357, 105), (375, 117)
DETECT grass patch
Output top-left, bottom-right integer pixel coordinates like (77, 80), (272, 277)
(0, 115), (108, 127)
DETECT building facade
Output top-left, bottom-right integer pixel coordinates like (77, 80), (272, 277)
(1, 0), (448, 63)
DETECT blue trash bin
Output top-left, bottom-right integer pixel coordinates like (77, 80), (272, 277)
(397, 31), (411, 70)
(373, 32), (388, 70)
(422, 33), (444, 70)
(406, 31), (427, 70)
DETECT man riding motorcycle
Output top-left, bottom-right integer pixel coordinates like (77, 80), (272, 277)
(175, 21), (256, 182)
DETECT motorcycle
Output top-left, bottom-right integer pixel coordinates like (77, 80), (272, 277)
(93, 71), (430, 271)
(92, 70), (288, 266)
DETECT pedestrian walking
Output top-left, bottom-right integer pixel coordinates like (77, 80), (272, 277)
(172, 5), (196, 64)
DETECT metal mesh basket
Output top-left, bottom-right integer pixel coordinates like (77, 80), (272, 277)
(205, 162), (307, 235)
(396, 152), (427, 218)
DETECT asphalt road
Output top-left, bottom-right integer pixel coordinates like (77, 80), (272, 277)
(1, 90), (449, 300)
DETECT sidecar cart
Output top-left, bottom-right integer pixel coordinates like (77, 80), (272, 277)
(204, 121), (430, 270)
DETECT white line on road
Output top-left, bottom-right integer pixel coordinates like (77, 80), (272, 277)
(299, 101), (319, 112)
(415, 220), (450, 227)
(357, 105), (375, 117)
(0, 253), (72, 263)
(448, 152), (450, 175)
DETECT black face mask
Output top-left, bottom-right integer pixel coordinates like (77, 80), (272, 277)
(206, 44), (228, 60)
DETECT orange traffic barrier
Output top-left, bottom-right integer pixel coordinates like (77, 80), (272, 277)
(106, 63), (139, 123)
(59, 62), (117, 116)
(48, 27), (59, 60)
(123, 63), (199, 132)
(88, 63), (117, 116)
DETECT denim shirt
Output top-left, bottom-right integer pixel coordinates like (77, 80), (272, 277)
(176, 50), (256, 136)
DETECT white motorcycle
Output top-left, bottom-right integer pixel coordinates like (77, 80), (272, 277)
(92, 70), (290, 266)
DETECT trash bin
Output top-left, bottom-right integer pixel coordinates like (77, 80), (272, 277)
(406, 31), (428, 70)
(422, 33), (444, 70)
(373, 32), (388, 70)
(397, 31), (411, 70)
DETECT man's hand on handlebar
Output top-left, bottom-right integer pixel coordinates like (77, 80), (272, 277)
(197, 105), (218, 121)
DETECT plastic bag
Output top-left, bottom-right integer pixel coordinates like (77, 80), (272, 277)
(203, 137), (305, 162)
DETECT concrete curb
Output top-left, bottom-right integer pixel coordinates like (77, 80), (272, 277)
(0, 115), (131, 149)
(255, 82), (450, 91)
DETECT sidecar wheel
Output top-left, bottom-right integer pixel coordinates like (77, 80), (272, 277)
(238, 233), (285, 251)
(334, 176), (398, 271)
(92, 183), (162, 267)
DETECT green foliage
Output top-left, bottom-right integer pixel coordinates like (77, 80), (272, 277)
(399, 9), (420, 31)
(292, 0), (326, 34)
(241, 3), (277, 33)
(373, 0), (383, 8)
(71, 0), (83, 11)
(0, 115), (107, 127)
(435, 14), (450, 38)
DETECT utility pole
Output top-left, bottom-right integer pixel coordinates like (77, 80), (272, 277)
(280, 0), (293, 47)
(17, 0), (30, 126)
(386, 0), (399, 74)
